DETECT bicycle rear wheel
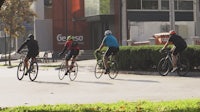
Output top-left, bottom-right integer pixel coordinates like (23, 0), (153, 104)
(58, 62), (67, 80)
(157, 58), (171, 76)
(17, 62), (25, 80)
(108, 61), (118, 79)
(177, 57), (190, 76)
(94, 60), (104, 79)
(29, 62), (38, 81)
(69, 62), (78, 81)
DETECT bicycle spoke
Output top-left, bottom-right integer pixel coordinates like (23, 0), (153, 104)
(177, 58), (190, 76)
(58, 62), (67, 80)
(69, 62), (78, 81)
(29, 62), (38, 81)
(17, 62), (25, 80)
(108, 61), (118, 79)
(94, 61), (104, 79)
(157, 58), (170, 76)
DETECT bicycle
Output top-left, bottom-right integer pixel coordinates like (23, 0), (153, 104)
(94, 51), (118, 79)
(58, 59), (78, 81)
(157, 48), (190, 76)
(17, 55), (39, 81)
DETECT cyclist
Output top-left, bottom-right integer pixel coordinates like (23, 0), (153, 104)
(17, 34), (39, 74)
(59, 35), (80, 75)
(97, 30), (119, 74)
(160, 30), (187, 72)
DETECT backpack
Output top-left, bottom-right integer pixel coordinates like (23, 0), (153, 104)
(71, 41), (78, 47)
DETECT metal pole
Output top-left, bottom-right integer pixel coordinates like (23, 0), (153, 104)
(4, 28), (7, 65)
(169, 0), (175, 30)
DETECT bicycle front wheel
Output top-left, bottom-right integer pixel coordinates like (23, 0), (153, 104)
(108, 61), (118, 79)
(94, 60), (104, 79)
(58, 62), (67, 80)
(69, 62), (78, 81)
(17, 62), (25, 80)
(177, 57), (190, 76)
(29, 62), (38, 81)
(157, 58), (171, 76)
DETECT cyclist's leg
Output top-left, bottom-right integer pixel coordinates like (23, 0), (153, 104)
(171, 47), (181, 72)
(24, 53), (32, 70)
(111, 47), (119, 61)
(70, 50), (79, 68)
(65, 51), (72, 71)
(104, 48), (112, 74)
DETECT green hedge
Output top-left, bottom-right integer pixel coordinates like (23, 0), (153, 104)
(116, 45), (200, 71)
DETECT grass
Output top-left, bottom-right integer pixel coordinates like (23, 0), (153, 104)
(1, 99), (200, 112)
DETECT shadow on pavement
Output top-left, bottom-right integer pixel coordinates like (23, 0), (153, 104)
(34, 81), (69, 85)
(115, 78), (160, 83)
(74, 80), (113, 85)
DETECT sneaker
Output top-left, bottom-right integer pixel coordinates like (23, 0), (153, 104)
(104, 68), (110, 74)
(65, 70), (69, 75)
(171, 67), (178, 72)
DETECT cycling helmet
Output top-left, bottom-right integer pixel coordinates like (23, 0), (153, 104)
(104, 30), (112, 36)
(169, 30), (176, 35)
(28, 34), (34, 40)
(67, 35), (74, 41)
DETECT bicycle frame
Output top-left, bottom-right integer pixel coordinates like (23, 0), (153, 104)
(158, 49), (189, 76)
(94, 51), (118, 79)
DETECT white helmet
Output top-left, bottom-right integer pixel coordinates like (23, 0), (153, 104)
(104, 30), (112, 36)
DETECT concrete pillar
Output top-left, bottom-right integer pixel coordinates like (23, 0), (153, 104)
(121, 0), (127, 46)
(194, 0), (200, 36)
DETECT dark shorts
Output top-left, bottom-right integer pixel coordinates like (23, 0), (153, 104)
(173, 46), (186, 55)
(105, 47), (119, 57)
(65, 49), (79, 61)
(26, 51), (39, 59)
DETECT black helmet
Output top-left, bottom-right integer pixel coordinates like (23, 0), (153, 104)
(28, 34), (34, 40)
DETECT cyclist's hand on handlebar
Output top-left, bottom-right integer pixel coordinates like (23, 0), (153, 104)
(95, 49), (100, 53)
(58, 53), (63, 57)
(159, 48), (164, 53)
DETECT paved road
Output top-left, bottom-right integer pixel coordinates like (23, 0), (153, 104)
(0, 60), (200, 107)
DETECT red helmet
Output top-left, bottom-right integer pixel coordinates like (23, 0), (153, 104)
(169, 30), (176, 35)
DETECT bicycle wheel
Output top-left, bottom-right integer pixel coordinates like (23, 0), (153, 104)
(17, 62), (25, 80)
(69, 62), (78, 81)
(108, 61), (118, 79)
(94, 60), (104, 79)
(29, 62), (38, 81)
(157, 58), (171, 76)
(177, 57), (190, 76)
(58, 62), (67, 80)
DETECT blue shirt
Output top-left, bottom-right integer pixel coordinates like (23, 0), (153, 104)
(102, 34), (119, 47)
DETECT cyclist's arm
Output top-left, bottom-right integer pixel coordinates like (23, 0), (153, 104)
(60, 45), (67, 55)
(17, 40), (28, 53)
(98, 37), (106, 51)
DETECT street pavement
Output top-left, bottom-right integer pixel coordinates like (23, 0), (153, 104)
(0, 59), (200, 107)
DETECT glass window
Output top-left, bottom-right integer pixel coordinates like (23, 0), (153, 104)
(85, 0), (100, 17)
(142, 0), (158, 9)
(178, 0), (193, 10)
(84, 0), (111, 17)
(127, 0), (141, 9)
(175, 0), (193, 10)
(161, 0), (169, 10)
(100, 0), (110, 15)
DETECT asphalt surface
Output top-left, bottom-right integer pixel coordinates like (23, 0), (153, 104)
(0, 59), (200, 107)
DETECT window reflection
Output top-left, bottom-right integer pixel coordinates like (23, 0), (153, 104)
(127, 0), (193, 11)
(142, 0), (158, 9)
(161, 0), (169, 10)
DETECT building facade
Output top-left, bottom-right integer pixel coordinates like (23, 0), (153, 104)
(51, 0), (200, 51)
